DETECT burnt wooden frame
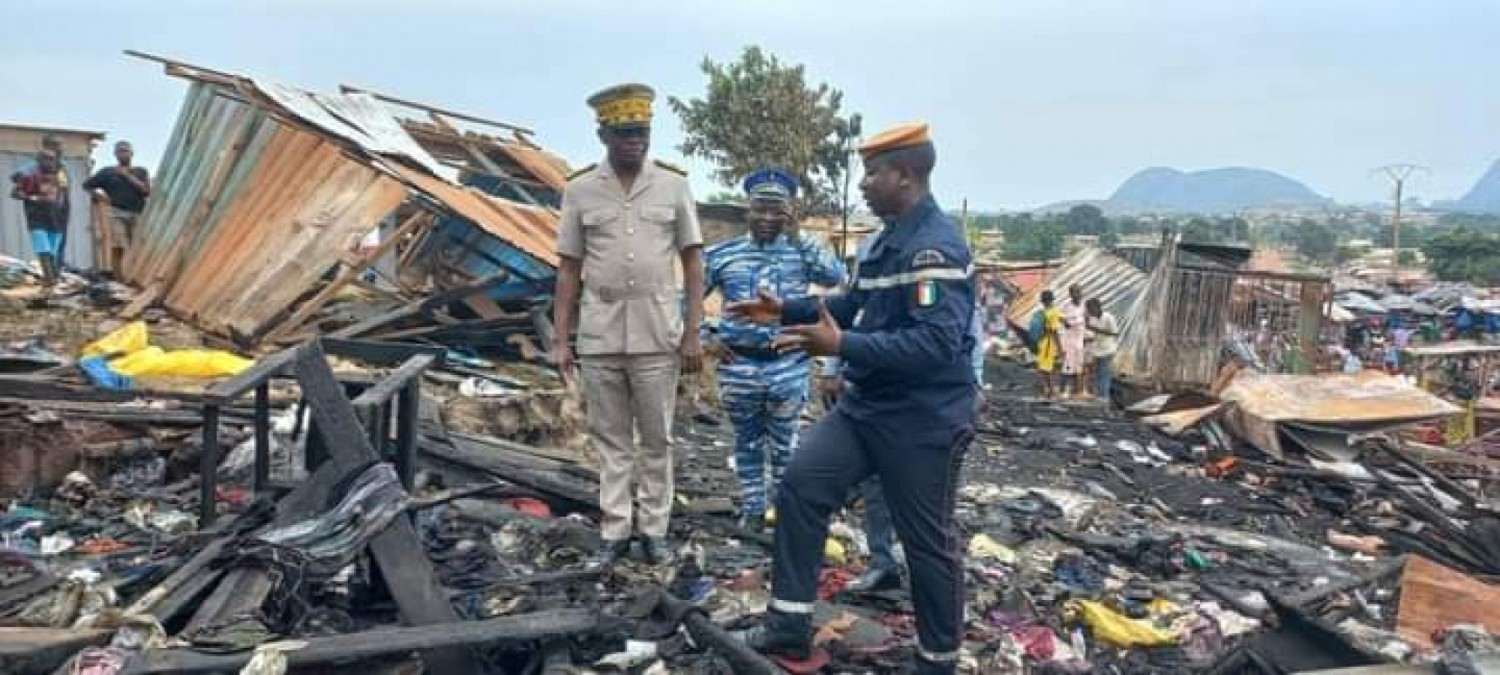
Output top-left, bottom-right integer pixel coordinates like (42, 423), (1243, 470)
(186, 338), (476, 672)
(198, 338), (443, 525)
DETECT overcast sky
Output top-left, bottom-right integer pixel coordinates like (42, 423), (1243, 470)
(2, 0), (1495, 210)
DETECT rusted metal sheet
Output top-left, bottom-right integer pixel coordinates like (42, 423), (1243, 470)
(123, 83), (407, 339)
(493, 141), (570, 192)
(1004, 248), (1145, 330)
(1397, 555), (1500, 649)
(386, 163), (558, 268)
(125, 53), (567, 343)
(1220, 371), (1461, 458)
(162, 127), (406, 337)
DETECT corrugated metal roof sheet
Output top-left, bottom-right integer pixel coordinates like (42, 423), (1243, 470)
(123, 84), (409, 338)
(385, 163), (558, 268)
(493, 142), (569, 192)
(1005, 248), (1146, 329)
(254, 80), (445, 177)
(127, 55), (571, 342)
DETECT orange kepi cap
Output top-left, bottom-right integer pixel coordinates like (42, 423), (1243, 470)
(858, 122), (931, 160)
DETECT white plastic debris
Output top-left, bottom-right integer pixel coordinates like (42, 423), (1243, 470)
(594, 640), (658, 669)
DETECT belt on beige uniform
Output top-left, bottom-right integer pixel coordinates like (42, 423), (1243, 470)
(584, 285), (677, 303)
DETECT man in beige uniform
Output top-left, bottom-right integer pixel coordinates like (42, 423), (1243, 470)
(553, 83), (705, 567)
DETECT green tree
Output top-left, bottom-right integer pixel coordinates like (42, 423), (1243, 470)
(669, 46), (853, 211)
(1064, 204), (1109, 236)
(1179, 216), (1249, 245)
(1295, 219), (1337, 261)
(1000, 214), (1064, 260)
(1422, 228), (1500, 285)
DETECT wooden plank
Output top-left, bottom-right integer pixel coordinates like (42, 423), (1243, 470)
(421, 436), (598, 508)
(294, 341), (481, 674)
(1397, 555), (1500, 648)
(183, 456), (347, 634)
(205, 346), (298, 401)
(350, 355), (435, 408)
(126, 537), (232, 617)
(329, 302), (425, 340)
(124, 608), (601, 674)
(0, 628), (112, 675)
(118, 283), (160, 319)
(0, 572), (59, 613)
(1294, 666), (1433, 674)
(463, 292), (507, 319)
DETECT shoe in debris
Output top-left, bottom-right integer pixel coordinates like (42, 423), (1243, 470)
(592, 538), (632, 568)
(845, 565), (902, 593)
(642, 536), (677, 566)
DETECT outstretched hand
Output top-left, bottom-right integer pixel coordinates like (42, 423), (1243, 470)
(772, 300), (841, 357)
(724, 289), (783, 325)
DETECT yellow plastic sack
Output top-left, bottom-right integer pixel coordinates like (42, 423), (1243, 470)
(1066, 600), (1177, 648)
(109, 347), (253, 379)
(824, 538), (846, 566)
(81, 321), (148, 358)
(967, 534), (1017, 564)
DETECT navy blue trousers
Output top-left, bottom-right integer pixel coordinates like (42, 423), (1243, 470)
(770, 407), (972, 660)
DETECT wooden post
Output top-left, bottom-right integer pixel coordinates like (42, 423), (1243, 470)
(198, 405), (221, 526)
(252, 383), (270, 493)
(1299, 280), (1322, 374)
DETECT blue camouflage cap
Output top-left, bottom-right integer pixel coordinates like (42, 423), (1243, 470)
(742, 168), (798, 202)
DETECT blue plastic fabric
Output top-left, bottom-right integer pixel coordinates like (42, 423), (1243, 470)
(79, 356), (132, 390)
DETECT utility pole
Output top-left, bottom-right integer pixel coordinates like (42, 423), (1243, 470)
(838, 113), (863, 261)
(1373, 164), (1426, 285)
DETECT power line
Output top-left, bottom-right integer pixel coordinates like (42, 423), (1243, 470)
(1371, 164), (1428, 284)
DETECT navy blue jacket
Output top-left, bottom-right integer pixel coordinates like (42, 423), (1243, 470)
(784, 195), (976, 429)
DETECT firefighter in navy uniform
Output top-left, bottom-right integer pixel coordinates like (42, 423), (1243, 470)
(728, 122), (976, 674)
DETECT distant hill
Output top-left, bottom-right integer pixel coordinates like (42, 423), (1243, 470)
(1103, 166), (1330, 214)
(1446, 160), (1500, 214)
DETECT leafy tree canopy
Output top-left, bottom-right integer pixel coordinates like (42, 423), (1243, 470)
(669, 46), (855, 212)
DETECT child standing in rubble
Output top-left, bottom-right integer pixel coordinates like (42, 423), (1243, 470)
(9, 149), (68, 286)
(1035, 290), (1063, 398)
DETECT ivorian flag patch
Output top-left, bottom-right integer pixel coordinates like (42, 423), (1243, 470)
(916, 279), (939, 307)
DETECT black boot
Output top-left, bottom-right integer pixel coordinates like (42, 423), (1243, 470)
(734, 609), (812, 660)
(641, 536), (677, 566)
(591, 538), (631, 568)
(37, 254), (57, 287)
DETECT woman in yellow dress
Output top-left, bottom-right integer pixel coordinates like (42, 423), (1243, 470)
(1034, 289), (1063, 399)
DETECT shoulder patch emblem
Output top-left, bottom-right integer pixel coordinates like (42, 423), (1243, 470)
(653, 159), (688, 176)
(566, 163), (597, 181)
(911, 249), (947, 269)
(916, 279), (940, 307)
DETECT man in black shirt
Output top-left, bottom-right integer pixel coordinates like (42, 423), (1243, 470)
(83, 140), (151, 271)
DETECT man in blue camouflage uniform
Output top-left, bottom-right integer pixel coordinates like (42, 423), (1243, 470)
(704, 168), (845, 530)
(730, 123), (976, 674)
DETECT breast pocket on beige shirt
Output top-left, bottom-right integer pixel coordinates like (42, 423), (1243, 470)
(642, 205), (677, 239)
